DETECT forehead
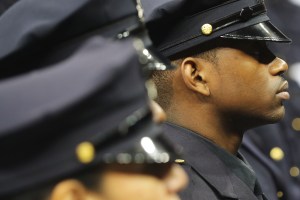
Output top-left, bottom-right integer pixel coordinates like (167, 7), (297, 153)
(202, 38), (277, 63)
(212, 38), (267, 51)
(174, 38), (267, 59)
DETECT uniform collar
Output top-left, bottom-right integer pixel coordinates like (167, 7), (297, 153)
(163, 122), (260, 199)
(203, 136), (257, 192)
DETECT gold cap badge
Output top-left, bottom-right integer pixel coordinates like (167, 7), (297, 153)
(76, 142), (95, 164)
(201, 24), (213, 35)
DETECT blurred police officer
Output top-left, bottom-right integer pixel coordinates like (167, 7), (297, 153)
(0, 37), (187, 200)
(0, 0), (188, 199)
(240, 0), (300, 199)
(143, 0), (291, 199)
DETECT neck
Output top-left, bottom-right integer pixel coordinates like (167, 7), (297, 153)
(168, 104), (244, 155)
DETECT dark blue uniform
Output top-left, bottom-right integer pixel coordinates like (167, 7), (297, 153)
(164, 123), (268, 200)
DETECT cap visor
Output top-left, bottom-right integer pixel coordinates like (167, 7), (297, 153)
(221, 21), (292, 43)
(98, 116), (182, 164)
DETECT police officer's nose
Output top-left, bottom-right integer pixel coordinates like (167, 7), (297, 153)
(269, 57), (289, 76)
(164, 164), (188, 195)
(150, 100), (167, 123)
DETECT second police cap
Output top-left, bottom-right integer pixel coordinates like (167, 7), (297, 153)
(144, 0), (292, 58)
(0, 36), (180, 198)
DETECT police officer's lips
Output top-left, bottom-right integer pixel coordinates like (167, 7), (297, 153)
(276, 80), (290, 100)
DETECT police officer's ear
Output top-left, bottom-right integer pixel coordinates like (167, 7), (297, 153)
(180, 57), (210, 96)
(50, 179), (102, 200)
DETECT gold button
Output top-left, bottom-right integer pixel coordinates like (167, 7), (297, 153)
(290, 166), (300, 177)
(175, 159), (185, 164)
(270, 147), (284, 161)
(292, 118), (300, 131)
(277, 191), (284, 198)
(201, 24), (213, 35)
(76, 142), (95, 164)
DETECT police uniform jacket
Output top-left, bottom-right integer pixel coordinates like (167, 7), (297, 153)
(163, 123), (267, 200)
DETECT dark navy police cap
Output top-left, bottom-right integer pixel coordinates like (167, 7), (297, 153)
(0, 0), (172, 79)
(0, 37), (180, 197)
(0, 0), (140, 60)
(144, 0), (292, 58)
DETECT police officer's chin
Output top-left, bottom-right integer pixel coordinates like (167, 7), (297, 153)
(271, 106), (286, 122)
(254, 108), (286, 127)
(231, 109), (285, 132)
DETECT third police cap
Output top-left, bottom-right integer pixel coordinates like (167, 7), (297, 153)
(144, 0), (292, 58)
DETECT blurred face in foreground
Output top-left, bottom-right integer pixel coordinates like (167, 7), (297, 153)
(50, 102), (188, 200)
(99, 163), (187, 200)
(50, 163), (187, 200)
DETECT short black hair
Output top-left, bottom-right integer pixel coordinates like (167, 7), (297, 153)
(152, 47), (217, 111)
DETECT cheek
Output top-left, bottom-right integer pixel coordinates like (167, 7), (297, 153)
(212, 75), (268, 109)
(100, 172), (167, 200)
(214, 51), (275, 108)
(240, 71), (273, 102)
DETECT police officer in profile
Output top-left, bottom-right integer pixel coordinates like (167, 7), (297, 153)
(240, 0), (300, 199)
(143, 0), (291, 199)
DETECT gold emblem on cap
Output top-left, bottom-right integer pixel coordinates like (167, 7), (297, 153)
(270, 147), (284, 161)
(175, 159), (185, 164)
(76, 142), (95, 164)
(290, 166), (300, 177)
(201, 24), (213, 35)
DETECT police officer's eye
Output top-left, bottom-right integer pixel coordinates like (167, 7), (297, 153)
(258, 49), (276, 64)
(246, 48), (275, 64)
(249, 51), (261, 60)
(237, 41), (276, 64)
(243, 49), (261, 61)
